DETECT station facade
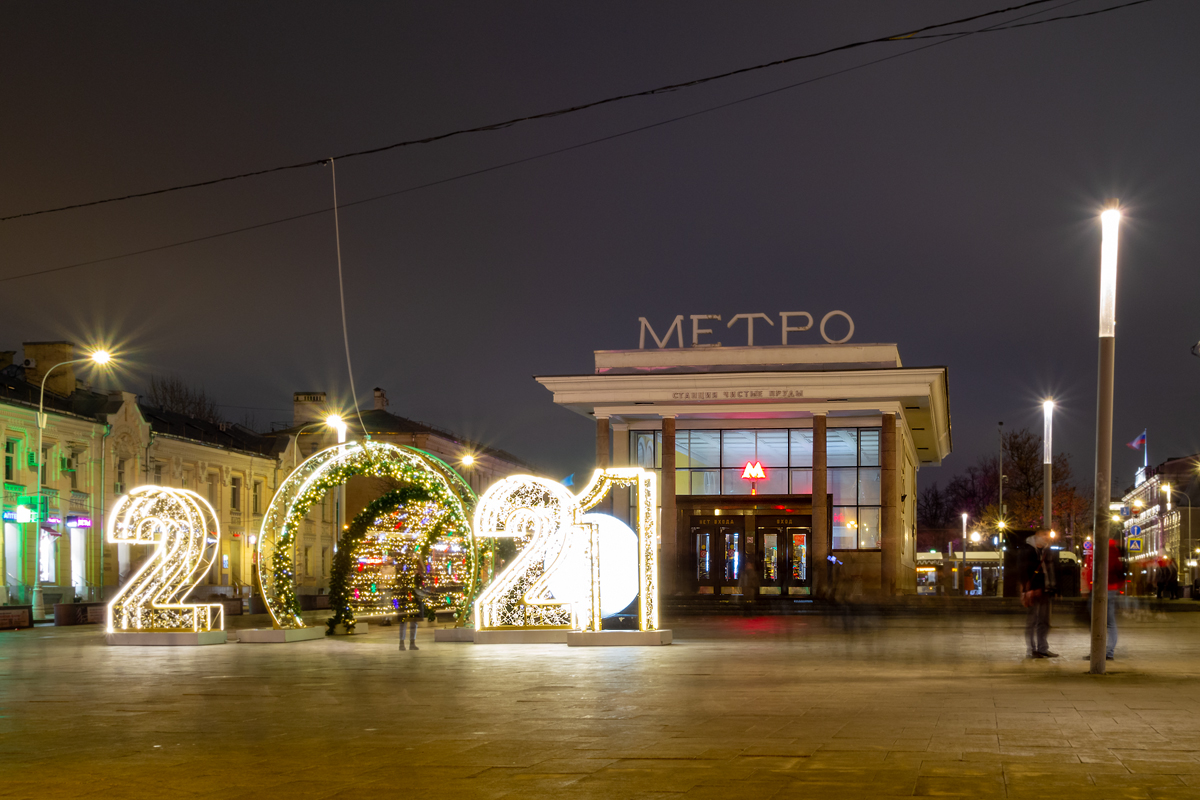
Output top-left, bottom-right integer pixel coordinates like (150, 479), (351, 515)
(537, 336), (951, 598)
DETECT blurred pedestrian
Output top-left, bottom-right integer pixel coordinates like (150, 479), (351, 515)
(399, 569), (430, 651)
(1017, 529), (1057, 658)
(1083, 537), (1124, 660)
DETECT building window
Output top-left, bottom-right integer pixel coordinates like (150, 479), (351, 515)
(39, 530), (56, 583)
(304, 546), (313, 577)
(40, 446), (51, 487)
(321, 546), (329, 576)
(252, 481), (262, 515)
(231, 476), (243, 511)
(5, 440), (16, 482)
(69, 454), (79, 491)
(153, 463), (163, 485)
(207, 474), (218, 507)
(629, 425), (885, 550)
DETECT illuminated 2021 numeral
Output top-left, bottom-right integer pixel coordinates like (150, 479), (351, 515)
(472, 469), (658, 632)
(106, 486), (224, 633)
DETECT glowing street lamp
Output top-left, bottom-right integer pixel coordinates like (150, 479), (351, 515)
(32, 349), (114, 620)
(1043, 400), (1054, 533)
(324, 414), (348, 543)
(461, 454), (475, 467)
(1089, 201), (1121, 674)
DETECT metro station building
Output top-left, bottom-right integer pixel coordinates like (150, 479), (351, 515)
(537, 338), (951, 598)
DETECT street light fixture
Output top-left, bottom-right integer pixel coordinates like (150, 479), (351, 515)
(1043, 400), (1055, 533)
(1090, 200), (1121, 674)
(1161, 483), (1192, 585)
(31, 349), (114, 620)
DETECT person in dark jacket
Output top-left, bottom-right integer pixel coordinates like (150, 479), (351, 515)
(1017, 530), (1058, 658)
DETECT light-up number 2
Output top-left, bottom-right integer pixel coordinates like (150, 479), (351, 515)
(106, 486), (224, 633)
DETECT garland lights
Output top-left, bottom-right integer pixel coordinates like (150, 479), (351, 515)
(473, 468), (658, 632)
(106, 486), (224, 633)
(257, 441), (475, 630)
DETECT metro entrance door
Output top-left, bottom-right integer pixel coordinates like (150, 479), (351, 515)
(754, 516), (812, 596)
(690, 516), (744, 595)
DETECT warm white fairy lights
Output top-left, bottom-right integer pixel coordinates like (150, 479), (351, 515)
(473, 468), (658, 632)
(258, 440), (475, 630)
(106, 486), (224, 633)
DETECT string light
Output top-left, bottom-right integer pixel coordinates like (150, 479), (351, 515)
(106, 486), (224, 633)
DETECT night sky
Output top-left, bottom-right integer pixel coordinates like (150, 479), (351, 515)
(2, 1), (1197, 489)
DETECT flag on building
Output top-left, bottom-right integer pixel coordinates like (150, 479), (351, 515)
(1127, 430), (1147, 450)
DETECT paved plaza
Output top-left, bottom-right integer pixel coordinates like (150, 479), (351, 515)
(6, 607), (1200, 799)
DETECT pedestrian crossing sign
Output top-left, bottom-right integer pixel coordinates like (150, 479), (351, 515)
(1128, 536), (1144, 554)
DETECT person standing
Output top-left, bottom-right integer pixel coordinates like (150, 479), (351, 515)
(738, 557), (760, 617)
(1083, 537), (1123, 660)
(399, 569), (430, 651)
(1017, 530), (1058, 658)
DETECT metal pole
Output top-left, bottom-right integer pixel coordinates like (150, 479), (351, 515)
(1090, 201), (1120, 674)
(998, 422), (1004, 518)
(1090, 337), (1114, 672)
(1044, 402), (1054, 533)
(961, 513), (968, 595)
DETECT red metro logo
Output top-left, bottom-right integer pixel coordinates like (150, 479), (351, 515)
(741, 461), (767, 494)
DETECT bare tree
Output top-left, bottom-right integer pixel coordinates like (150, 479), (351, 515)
(146, 374), (224, 423)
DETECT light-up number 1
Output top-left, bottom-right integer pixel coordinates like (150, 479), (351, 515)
(106, 486), (224, 633)
(473, 468), (658, 632)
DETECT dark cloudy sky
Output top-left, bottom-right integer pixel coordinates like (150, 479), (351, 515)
(2, 1), (1196, 489)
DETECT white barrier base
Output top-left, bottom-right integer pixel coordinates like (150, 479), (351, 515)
(567, 630), (673, 647)
(331, 623), (368, 636)
(106, 630), (227, 646)
(237, 627), (326, 643)
(474, 629), (569, 644)
(433, 628), (475, 642)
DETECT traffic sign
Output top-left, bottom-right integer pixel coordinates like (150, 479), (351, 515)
(1131, 525), (1142, 537)
(1128, 536), (1144, 554)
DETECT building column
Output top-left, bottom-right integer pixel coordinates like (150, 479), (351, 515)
(612, 423), (630, 523)
(881, 413), (899, 595)
(661, 416), (677, 596)
(812, 414), (828, 597)
(595, 416), (610, 469)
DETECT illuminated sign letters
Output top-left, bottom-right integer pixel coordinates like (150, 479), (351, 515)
(639, 310), (854, 348)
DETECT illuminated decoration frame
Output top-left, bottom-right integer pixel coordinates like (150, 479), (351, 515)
(258, 441), (475, 630)
(473, 468), (658, 633)
(106, 486), (224, 633)
(327, 486), (478, 633)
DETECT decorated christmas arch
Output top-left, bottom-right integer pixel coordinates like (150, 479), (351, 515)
(256, 441), (476, 630)
(328, 486), (477, 633)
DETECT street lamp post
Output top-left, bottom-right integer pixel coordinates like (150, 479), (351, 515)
(1090, 200), (1121, 674)
(324, 415), (348, 546)
(31, 350), (112, 621)
(1162, 483), (1192, 588)
(961, 513), (968, 595)
(1044, 401), (1055, 534)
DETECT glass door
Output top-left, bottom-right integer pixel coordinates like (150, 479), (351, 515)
(755, 517), (812, 596)
(689, 516), (743, 595)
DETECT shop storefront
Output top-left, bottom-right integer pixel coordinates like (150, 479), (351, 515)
(537, 331), (951, 598)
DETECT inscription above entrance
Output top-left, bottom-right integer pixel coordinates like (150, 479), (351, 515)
(638, 311), (855, 348)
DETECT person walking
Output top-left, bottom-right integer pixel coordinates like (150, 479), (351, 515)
(1017, 529), (1057, 658)
(399, 569), (430, 651)
(1083, 537), (1123, 660)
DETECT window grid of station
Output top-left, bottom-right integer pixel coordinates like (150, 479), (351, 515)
(630, 427), (882, 550)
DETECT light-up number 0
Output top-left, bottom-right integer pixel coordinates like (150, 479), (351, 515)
(106, 486), (224, 633)
(472, 468), (658, 632)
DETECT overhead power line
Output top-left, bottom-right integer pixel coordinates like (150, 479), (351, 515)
(0, 0), (1152, 224)
(0, 0), (1161, 285)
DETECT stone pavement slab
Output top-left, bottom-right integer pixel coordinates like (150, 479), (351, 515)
(5, 610), (1200, 798)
